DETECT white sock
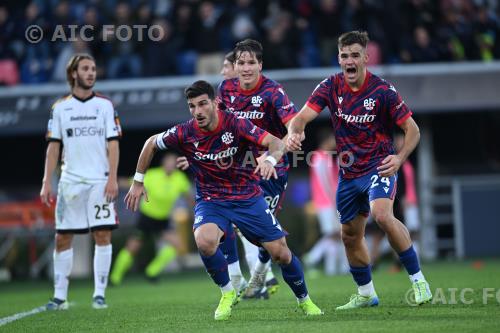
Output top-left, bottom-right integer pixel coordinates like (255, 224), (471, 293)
(221, 281), (234, 292)
(93, 244), (112, 298)
(358, 281), (376, 297)
(228, 261), (242, 277)
(297, 294), (310, 303)
(253, 258), (269, 275)
(53, 248), (73, 301)
(409, 270), (425, 283)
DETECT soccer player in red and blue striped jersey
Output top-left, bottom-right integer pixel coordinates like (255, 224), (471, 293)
(217, 39), (299, 298)
(288, 31), (432, 309)
(125, 81), (322, 320)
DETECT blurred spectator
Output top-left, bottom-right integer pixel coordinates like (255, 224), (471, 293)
(106, 2), (143, 78)
(401, 26), (442, 63)
(51, 37), (89, 82)
(193, 1), (225, 75)
(262, 11), (298, 69)
(142, 18), (181, 77)
(314, 0), (342, 66)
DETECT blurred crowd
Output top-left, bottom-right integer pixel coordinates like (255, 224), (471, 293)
(1, 0), (500, 85)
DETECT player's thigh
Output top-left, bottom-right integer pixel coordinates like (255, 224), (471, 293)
(193, 201), (230, 245)
(367, 171), (397, 205)
(259, 173), (288, 215)
(232, 196), (287, 245)
(87, 182), (118, 230)
(336, 175), (369, 225)
(55, 182), (92, 232)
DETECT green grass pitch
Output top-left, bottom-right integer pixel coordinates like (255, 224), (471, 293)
(1, 260), (499, 332)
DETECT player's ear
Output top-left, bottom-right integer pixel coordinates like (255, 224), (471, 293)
(258, 62), (262, 72)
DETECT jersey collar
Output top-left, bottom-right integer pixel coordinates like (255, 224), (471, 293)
(344, 71), (371, 95)
(237, 75), (264, 95)
(72, 92), (95, 103)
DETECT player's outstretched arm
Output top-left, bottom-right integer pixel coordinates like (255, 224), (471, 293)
(377, 116), (420, 177)
(287, 105), (318, 151)
(40, 141), (60, 207)
(254, 133), (286, 180)
(124, 134), (159, 211)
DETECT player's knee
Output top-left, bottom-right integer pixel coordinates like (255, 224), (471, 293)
(93, 229), (112, 245)
(341, 231), (360, 249)
(270, 247), (291, 265)
(371, 208), (392, 226)
(55, 233), (73, 251)
(194, 233), (218, 256)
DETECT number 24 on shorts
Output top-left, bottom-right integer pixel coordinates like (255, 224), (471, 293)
(370, 175), (390, 188)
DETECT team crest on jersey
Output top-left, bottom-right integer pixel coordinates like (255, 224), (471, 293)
(251, 96), (263, 107)
(165, 126), (176, 137)
(221, 132), (234, 145)
(194, 215), (203, 225)
(363, 98), (376, 111)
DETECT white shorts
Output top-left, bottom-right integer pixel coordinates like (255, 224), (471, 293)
(55, 182), (118, 233)
(404, 205), (420, 232)
(317, 206), (340, 236)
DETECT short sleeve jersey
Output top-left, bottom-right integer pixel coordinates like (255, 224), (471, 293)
(306, 72), (412, 178)
(140, 167), (191, 220)
(155, 110), (269, 201)
(46, 93), (122, 183)
(217, 75), (298, 176)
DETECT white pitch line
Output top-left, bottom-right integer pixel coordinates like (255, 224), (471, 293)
(0, 306), (46, 327)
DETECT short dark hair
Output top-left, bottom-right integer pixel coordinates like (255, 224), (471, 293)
(225, 51), (236, 63)
(338, 31), (369, 49)
(233, 39), (263, 63)
(184, 80), (215, 100)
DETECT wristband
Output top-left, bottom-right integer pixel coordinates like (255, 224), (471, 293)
(264, 155), (277, 167)
(133, 172), (145, 183)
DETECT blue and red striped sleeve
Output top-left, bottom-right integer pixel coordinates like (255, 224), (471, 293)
(305, 77), (331, 113)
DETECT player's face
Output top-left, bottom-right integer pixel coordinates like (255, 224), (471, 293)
(73, 59), (96, 90)
(235, 51), (262, 89)
(188, 94), (217, 130)
(338, 43), (368, 88)
(220, 59), (236, 80)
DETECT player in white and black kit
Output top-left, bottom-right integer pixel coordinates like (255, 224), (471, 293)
(40, 54), (121, 310)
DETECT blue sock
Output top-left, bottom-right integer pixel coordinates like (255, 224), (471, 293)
(349, 265), (372, 286)
(258, 247), (271, 263)
(279, 255), (308, 299)
(219, 225), (238, 265)
(199, 249), (230, 288)
(398, 245), (420, 275)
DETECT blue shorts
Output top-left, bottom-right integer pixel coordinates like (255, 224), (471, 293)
(194, 196), (286, 245)
(259, 173), (288, 214)
(336, 169), (398, 224)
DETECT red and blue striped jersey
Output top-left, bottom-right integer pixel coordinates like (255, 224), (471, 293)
(306, 71), (412, 179)
(217, 75), (298, 176)
(155, 110), (269, 201)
